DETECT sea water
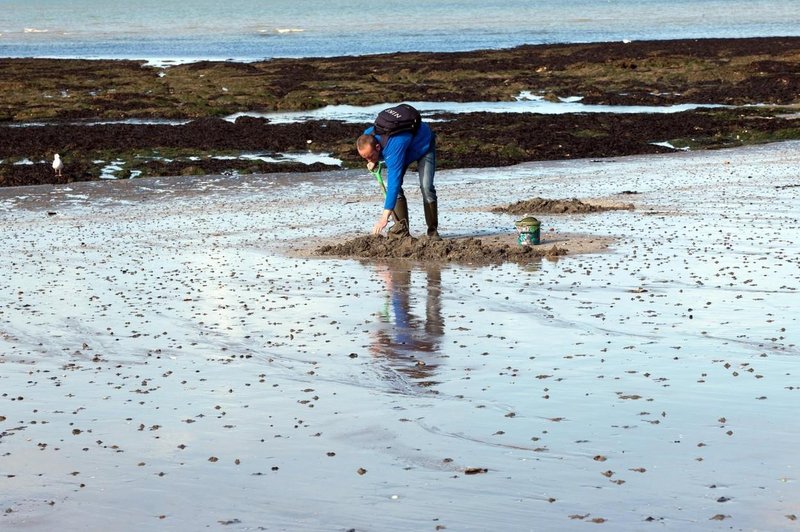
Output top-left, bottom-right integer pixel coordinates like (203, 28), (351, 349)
(1, 0), (799, 62)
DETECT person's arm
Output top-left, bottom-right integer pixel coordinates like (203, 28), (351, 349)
(381, 134), (412, 211)
(372, 134), (411, 234)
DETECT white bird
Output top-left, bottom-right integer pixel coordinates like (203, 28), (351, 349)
(52, 153), (63, 177)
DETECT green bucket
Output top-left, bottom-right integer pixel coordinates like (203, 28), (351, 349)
(515, 215), (541, 246)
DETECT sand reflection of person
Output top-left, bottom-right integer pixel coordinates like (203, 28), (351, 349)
(370, 263), (445, 387)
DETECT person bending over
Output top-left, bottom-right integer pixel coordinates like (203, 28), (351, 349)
(356, 114), (439, 238)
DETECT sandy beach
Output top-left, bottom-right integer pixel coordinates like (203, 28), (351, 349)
(2, 140), (798, 530)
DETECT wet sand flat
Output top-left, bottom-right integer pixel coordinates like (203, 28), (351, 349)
(1, 142), (799, 530)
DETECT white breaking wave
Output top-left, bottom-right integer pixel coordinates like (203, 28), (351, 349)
(259, 28), (304, 35)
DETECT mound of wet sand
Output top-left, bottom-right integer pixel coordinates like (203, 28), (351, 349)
(317, 234), (566, 265)
(493, 197), (635, 215)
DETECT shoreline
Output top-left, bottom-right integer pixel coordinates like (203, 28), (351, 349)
(3, 36), (800, 119)
(2, 36), (800, 187)
(6, 32), (800, 67)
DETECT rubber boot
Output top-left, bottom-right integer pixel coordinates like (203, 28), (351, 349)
(424, 201), (440, 239)
(388, 195), (410, 238)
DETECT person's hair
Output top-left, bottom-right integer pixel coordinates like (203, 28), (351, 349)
(356, 134), (378, 151)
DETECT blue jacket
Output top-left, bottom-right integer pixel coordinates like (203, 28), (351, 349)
(364, 122), (433, 211)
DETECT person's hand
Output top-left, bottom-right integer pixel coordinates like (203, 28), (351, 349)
(372, 210), (391, 235)
(366, 161), (376, 171)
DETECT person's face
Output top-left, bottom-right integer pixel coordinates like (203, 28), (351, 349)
(358, 142), (381, 164)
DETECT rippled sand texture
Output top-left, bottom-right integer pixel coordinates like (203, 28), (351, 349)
(1, 142), (799, 531)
